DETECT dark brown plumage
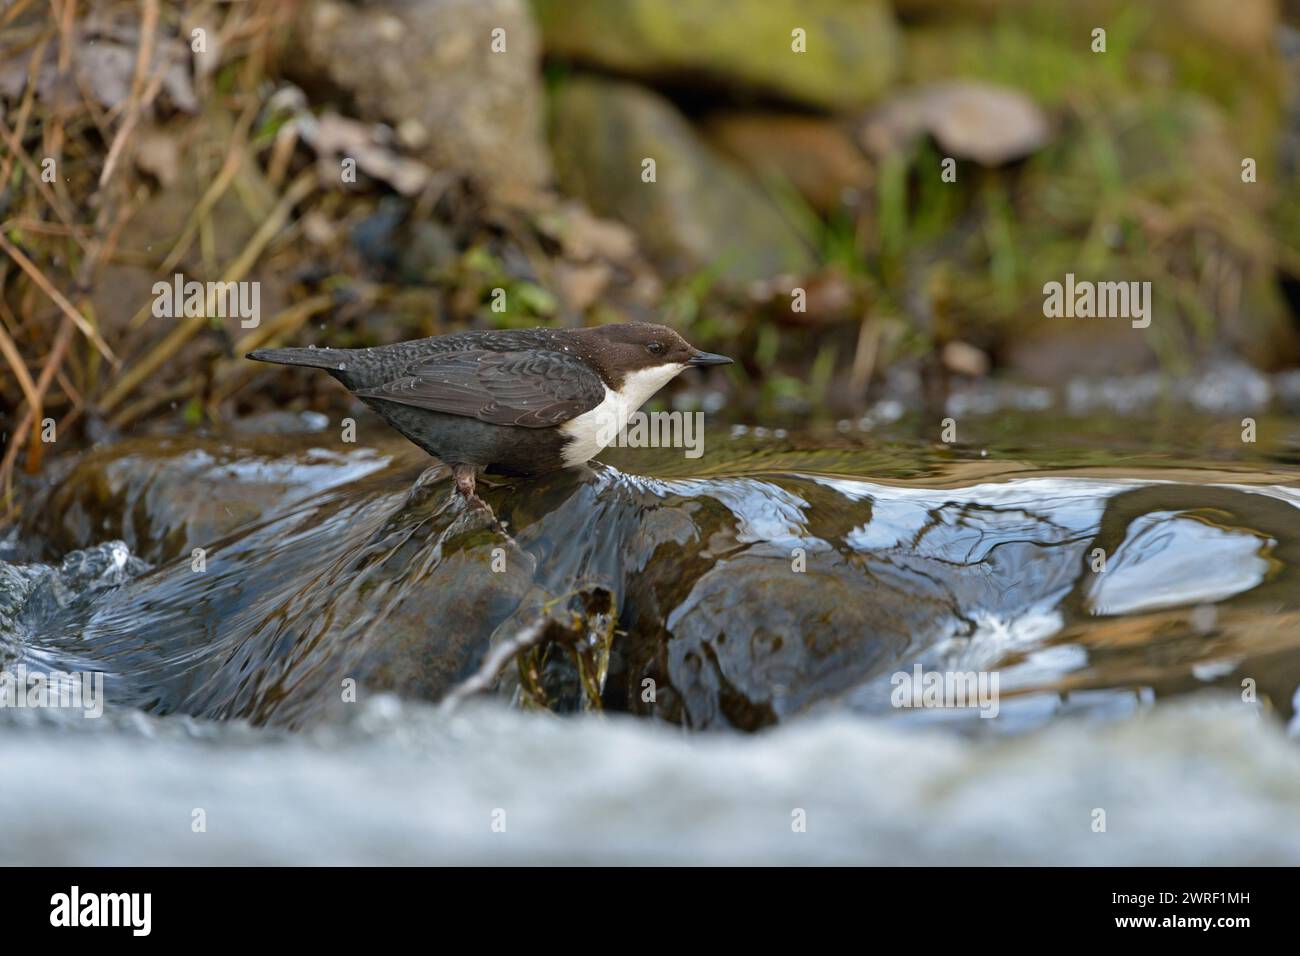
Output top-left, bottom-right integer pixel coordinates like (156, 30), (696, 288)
(247, 323), (731, 507)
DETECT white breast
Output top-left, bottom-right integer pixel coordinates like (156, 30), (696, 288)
(558, 362), (686, 466)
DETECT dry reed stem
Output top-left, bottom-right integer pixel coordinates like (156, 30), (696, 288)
(98, 169), (317, 413)
(0, 232), (117, 362)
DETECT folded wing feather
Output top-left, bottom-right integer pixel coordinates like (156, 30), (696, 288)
(352, 349), (607, 428)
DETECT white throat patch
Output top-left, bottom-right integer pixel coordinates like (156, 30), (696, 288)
(558, 362), (687, 466)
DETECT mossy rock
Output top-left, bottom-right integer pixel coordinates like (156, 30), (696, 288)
(549, 76), (814, 281)
(533, 0), (900, 110)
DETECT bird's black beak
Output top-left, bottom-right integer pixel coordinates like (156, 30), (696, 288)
(687, 350), (733, 367)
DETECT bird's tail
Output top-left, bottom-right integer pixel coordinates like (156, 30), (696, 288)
(245, 347), (347, 370)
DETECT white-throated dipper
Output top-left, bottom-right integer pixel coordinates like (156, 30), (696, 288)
(247, 323), (731, 505)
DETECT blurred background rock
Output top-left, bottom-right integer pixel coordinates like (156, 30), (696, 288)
(2, 0), (1299, 513)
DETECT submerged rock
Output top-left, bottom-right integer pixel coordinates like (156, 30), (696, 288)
(10, 435), (1300, 732)
(28, 436), (393, 566)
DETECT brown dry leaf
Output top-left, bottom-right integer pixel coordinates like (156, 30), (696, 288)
(298, 111), (432, 196)
(941, 340), (990, 377)
(751, 270), (857, 326)
(0, 42), (56, 101)
(0, 28), (197, 113)
(300, 210), (339, 247)
(77, 36), (197, 113)
(554, 261), (612, 312)
(75, 39), (136, 110)
(132, 122), (181, 186)
(537, 201), (638, 262)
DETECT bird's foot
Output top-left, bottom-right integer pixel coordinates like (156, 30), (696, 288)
(452, 463), (478, 499)
(450, 464), (514, 543)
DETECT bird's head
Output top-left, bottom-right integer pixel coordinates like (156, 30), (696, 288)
(575, 323), (731, 398)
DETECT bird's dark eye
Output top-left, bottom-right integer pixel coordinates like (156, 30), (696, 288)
(647, 342), (664, 355)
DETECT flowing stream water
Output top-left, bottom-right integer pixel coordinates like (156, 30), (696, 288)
(3, 410), (1300, 863)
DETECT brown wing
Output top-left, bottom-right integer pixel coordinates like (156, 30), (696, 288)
(351, 349), (606, 427)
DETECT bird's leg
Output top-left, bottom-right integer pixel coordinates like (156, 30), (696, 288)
(451, 463), (484, 508)
(450, 463), (516, 544)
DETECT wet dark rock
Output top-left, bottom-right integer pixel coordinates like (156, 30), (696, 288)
(27, 435), (395, 565)
(8, 435), (1300, 732)
(645, 550), (926, 729)
(350, 200), (409, 276)
(398, 221), (460, 283)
